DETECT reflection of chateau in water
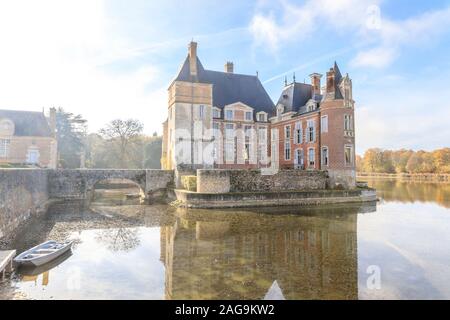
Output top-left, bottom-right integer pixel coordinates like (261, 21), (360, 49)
(161, 204), (375, 300)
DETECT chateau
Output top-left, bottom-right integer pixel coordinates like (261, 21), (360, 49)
(162, 42), (356, 188)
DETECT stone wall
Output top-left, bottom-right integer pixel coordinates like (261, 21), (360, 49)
(0, 169), (49, 239)
(49, 169), (174, 200)
(197, 169), (328, 193)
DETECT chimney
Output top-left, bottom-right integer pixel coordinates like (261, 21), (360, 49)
(224, 61), (234, 73)
(188, 41), (198, 77)
(326, 68), (336, 96)
(49, 107), (57, 137)
(309, 73), (322, 96)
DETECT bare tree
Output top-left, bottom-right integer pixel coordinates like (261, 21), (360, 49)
(100, 119), (143, 167)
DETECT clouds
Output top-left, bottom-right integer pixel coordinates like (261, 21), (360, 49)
(249, 0), (450, 69)
(0, 0), (167, 134)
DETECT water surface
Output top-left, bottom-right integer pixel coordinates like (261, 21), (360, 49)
(1, 179), (449, 300)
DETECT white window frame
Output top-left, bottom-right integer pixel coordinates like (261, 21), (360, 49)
(245, 111), (253, 121)
(0, 139), (10, 158)
(213, 108), (221, 118)
(294, 122), (302, 144)
(285, 141), (291, 161)
(308, 147), (315, 168)
(321, 115), (328, 133)
(199, 105), (205, 119)
(307, 119), (315, 142)
(344, 144), (354, 166)
(321, 146), (329, 167)
(285, 125), (291, 140)
(225, 110), (233, 120)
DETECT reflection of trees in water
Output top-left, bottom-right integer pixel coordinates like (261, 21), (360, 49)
(367, 179), (450, 208)
(95, 228), (140, 252)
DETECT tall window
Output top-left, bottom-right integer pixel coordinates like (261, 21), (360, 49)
(258, 127), (267, 142)
(225, 123), (234, 140)
(245, 111), (252, 121)
(225, 142), (234, 163)
(344, 115), (352, 131)
(285, 141), (291, 160)
(321, 115), (328, 133)
(285, 125), (291, 140)
(307, 120), (315, 142)
(213, 122), (220, 138)
(244, 125), (252, 137)
(0, 139), (10, 158)
(244, 143), (250, 161)
(321, 147), (329, 166)
(308, 148), (315, 167)
(294, 122), (302, 144)
(295, 149), (304, 168)
(345, 145), (354, 166)
(225, 110), (233, 120)
(199, 105), (205, 119)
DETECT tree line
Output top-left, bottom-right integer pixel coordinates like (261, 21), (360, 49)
(356, 148), (450, 174)
(56, 108), (162, 169)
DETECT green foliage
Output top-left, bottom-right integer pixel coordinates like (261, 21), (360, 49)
(358, 148), (450, 174)
(181, 175), (197, 191)
(85, 133), (162, 169)
(56, 108), (87, 168)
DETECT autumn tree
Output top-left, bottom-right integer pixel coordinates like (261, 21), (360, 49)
(99, 119), (143, 167)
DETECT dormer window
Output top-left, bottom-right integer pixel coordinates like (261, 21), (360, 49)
(225, 110), (233, 120)
(245, 111), (252, 121)
(213, 108), (221, 118)
(307, 103), (316, 112)
(0, 119), (15, 136)
(283, 94), (288, 99)
(277, 105), (284, 117)
(258, 113), (266, 122)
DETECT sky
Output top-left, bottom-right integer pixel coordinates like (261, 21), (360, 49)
(0, 0), (450, 154)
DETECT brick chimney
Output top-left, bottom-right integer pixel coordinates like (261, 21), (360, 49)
(188, 41), (198, 77)
(49, 107), (57, 137)
(326, 68), (335, 96)
(224, 61), (234, 73)
(309, 73), (322, 95)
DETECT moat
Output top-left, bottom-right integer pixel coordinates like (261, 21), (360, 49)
(1, 179), (450, 300)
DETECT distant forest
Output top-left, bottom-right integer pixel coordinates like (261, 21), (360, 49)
(357, 148), (450, 174)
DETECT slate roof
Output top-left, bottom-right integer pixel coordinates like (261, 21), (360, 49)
(332, 62), (344, 100)
(0, 109), (52, 137)
(276, 82), (313, 113)
(173, 56), (275, 116)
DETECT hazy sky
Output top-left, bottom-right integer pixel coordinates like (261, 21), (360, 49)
(1, 0), (449, 154)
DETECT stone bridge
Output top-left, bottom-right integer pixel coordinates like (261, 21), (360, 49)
(48, 169), (174, 201)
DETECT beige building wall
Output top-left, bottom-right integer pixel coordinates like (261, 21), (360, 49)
(0, 136), (57, 168)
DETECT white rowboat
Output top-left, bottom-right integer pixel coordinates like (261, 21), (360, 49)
(14, 240), (73, 267)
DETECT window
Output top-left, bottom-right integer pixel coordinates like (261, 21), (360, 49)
(27, 148), (40, 164)
(225, 123), (234, 139)
(213, 108), (220, 118)
(321, 115), (328, 133)
(285, 141), (291, 160)
(225, 110), (233, 120)
(308, 148), (315, 167)
(307, 120), (315, 142)
(199, 105), (205, 119)
(277, 105), (284, 117)
(307, 103), (315, 112)
(245, 111), (252, 121)
(244, 125), (252, 137)
(285, 125), (291, 139)
(294, 122), (302, 144)
(225, 142), (234, 162)
(295, 149), (304, 169)
(321, 147), (329, 166)
(244, 143), (250, 160)
(345, 145), (354, 166)
(258, 113), (266, 122)
(0, 139), (10, 158)
(344, 115), (353, 131)
(258, 127), (267, 142)
(213, 122), (220, 138)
